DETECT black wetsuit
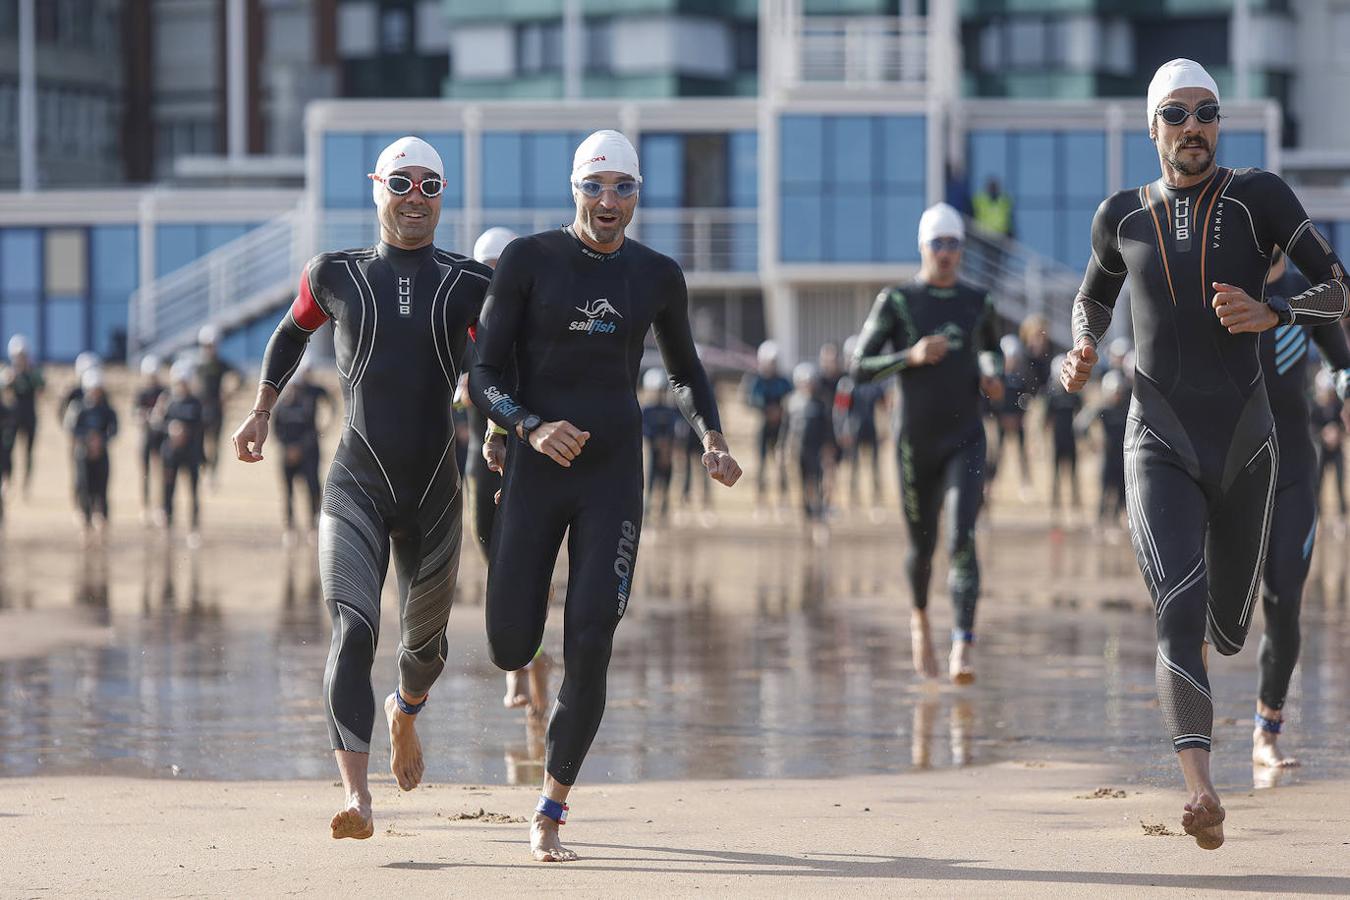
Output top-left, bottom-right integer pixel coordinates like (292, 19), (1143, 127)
(841, 377), (886, 502)
(68, 398), (118, 524)
(470, 226), (721, 786)
(1256, 269), (1350, 712)
(1046, 378), (1082, 507)
(0, 392), (16, 520)
(462, 341), (503, 565)
(851, 280), (1003, 637)
(1091, 389), (1130, 521)
(159, 392), (205, 529)
(260, 242), (490, 754)
(9, 367), (41, 488)
(135, 382), (165, 508)
(1074, 166), (1349, 752)
(745, 371), (792, 499)
(787, 388), (836, 521)
(197, 354), (238, 474)
(272, 379), (330, 531)
(641, 400), (680, 520)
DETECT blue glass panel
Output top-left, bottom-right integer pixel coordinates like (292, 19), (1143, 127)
(830, 117), (874, 188)
(1220, 131), (1265, 170)
(220, 328), (250, 364)
(526, 133), (573, 207)
(44, 296), (86, 361)
(323, 133), (367, 209)
(155, 225), (200, 277)
(202, 224), (251, 254)
(1013, 132), (1056, 202)
(1124, 133), (1159, 189)
(780, 116), (824, 188)
(0, 229), (41, 292)
(482, 133), (524, 208)
(245, 317), (277, 359)
(1017, 208), (1057, 261)
(640, 134), (683, 209)
(729, 131), (758, 208)
(881, 116), (925, 189)
(1060, 202), (1100, 269)
(91, 226), (138, 292)
(640, 222), (681, 260)
(3, 300), (40, 354)
(968, 131), (1009, 197)
(1063, 132), (1107, 202)
(826, 193), (875, 262)
(881, 194), (924, 263)
(730, 221), (757, 272)
(780, 195), (823, 262)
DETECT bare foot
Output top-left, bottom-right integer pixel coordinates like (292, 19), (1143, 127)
(527, 654), (552, 717)
(330, 795), (373, 840)
(950, 640), (975, 686)
(531, 812), (578, 862)
(503, 670), (529, 709)
(911, 612), (938, 679)
(384, 693), (425, 791)
(1253, 725), (1300, 769)
(1181, 793), (1225, 850)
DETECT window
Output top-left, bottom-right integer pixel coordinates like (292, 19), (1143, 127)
(586, 18), (612, 73)
(482, 130), (587, 209)
(516, 20), (563, 75)
(734, 21), (758, 73)
(381, 8), (411, 54)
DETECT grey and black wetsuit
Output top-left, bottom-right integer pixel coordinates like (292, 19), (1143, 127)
(260, 241), (490, 754)
(469, 226), (721, 786)
(851, 280), (1003, 638)
(1256, 267), (1350, 712)
(1073, 166), (1349, 752)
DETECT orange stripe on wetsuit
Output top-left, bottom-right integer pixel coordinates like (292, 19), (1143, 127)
(1142, 183), (1178, 306)
(1197, 168), (1232, 306)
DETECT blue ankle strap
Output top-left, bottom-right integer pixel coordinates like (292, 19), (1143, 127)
(536, 795), (568, 825)
(1255, 713), (1282, 734)
(394, 691), (428, 716)
(952, 629), (975, 644)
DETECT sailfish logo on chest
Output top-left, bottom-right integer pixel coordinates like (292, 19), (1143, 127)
(1173, 196), (1192, 252)
(397, 276), (412, 317)
(570, 298), (622, 335)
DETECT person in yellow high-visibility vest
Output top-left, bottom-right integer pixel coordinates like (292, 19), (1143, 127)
(973, 177), (1013, 239)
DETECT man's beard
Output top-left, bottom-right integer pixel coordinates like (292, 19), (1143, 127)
(1167, 139), (1214, 176)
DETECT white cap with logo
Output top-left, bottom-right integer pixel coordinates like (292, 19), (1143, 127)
(572, 130), (642, 183)
(371, 136), (445, 201)
(917, 202), (965, 250)
(1147, 59), (1219, 126)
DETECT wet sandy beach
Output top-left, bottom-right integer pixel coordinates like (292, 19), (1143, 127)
(2, 374), (1350, 894)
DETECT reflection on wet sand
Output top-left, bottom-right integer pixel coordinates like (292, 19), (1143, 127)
(0, 527), (1348, 790)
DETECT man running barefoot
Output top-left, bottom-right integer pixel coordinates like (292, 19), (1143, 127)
(850, 203), (1004, 684)
(471, 130), (741, 862)
(1062, 59), (1349, 849)
(232, 137), (491, 840)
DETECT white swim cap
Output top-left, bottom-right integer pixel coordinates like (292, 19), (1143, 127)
(572, 130), (642, 183)
(74, 351), (101, 376)
(81, 367), (104, 391)
(1000, 334), (1023, 358)
(372, 136), (444, 180)
(917, 203), (965, 249)
(1108, 337), (1133, 358)
(642, 368), (669, 392)
(198, 325), (218, 346)
(792, 362), (817, 385)
(473, 227), (518, 265)
(171, 359), (195, 384)
(7, 334), (29, 357)
(1147, 58), (1219, 126)
(1102, 371), (1125, 396)
(140, 355), (161, 377)
(757, 340), (780, 364)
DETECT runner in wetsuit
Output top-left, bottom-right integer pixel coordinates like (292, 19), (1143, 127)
(5, 336), (42, 495)
(66, 368), (118, 540)
(133, 355), (166, 522)
(469, 130), (741, 863)
(1251, 250), (1350, 770)
(1061, 59), (1350, 849)
(195, 327), (238, 480)
(271, 359), (332, 538)
(231, 136), (491, 842)
(743, 340), (792, 511)
(851, 202), (1005, 685)
(157, 360), (205, 543)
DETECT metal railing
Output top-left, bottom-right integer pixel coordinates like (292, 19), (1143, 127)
(960, 222), (1082, 348)
(781, 16), (929, 91)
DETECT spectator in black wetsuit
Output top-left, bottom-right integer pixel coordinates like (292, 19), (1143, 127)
(233, 136), (491, 842)
(133, 355), (166, 523)
(787, 361), (836, 537)
(6, 335), (43, 496)
(157, 360), (206, 545)
(1061, 58), (1350, 849)
(1249, 249), (1350, 772)
(271, 359), (332, 540)
(470, 129), (740, 863)
(640, 368), (680, 524)
(742, 340), (792, 512)
(195, 326), (239, 481)
(1044, 354), (1082, 513)
(66, 368), (118, 542)
(851, 202), (1005, 685)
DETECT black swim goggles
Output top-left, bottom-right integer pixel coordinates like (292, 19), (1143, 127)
(370, 173), (445, 198)
(572, 179), (640, 200)
(1155, 102), (1221, 127)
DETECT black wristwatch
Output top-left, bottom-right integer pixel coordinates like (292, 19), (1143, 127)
(1267, 295), (1294, 327)
(518, 414), (543, 441)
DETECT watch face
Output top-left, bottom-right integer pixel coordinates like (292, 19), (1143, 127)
(523, 415), (541, 431)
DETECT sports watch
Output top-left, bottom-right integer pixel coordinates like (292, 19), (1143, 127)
(518, 414), (543, 441)
(1266, 295), (1294, 327)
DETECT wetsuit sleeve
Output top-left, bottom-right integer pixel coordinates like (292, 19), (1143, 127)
(850, 288), (912, 382)
(1255, 172), (1349, 324)
(261, 264), (329, 393)
(977, 293), (1005, 377)
(653, 263), (722, 439)
(1074, 197), (1127, 347)
(469, 241), (533, 431)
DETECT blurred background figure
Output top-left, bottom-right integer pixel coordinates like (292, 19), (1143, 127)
(640, 367), (680, 525)
(835, 335), (888, 512)
(133, 355), (166, 524)
(65, 367), (118, 544)
(1081, 370), (1130, 529)
(156, 360), (206, 547)
(742, 339), (792, 515)
(0, 368), (17, 522)
(1044, 353), (1082, 516)
(6, 335), (43, 497)
(271, 359), (331, 543)
(989, 334), (1032, 501)
(787, 361), (836, 545)
(194, 326), (240, 485)
(1019, 315), (1053, 402)
(1312, 371), (1347, 529)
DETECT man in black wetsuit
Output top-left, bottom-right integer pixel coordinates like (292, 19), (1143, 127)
(195, 326), (239, 482)
(133, 355), (166, 523)
(851, 202), (1004, 686)
(231, 136), (492, 841)
(1061, 58), (1350, 849)
(5, 335), (42, 496)
(1251, 250), (1350, 772)
(271, 359), (332, 541)
(156, 360), (206, 545)
(65, 368), (118, 542)
(470, 129), (741, 863)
